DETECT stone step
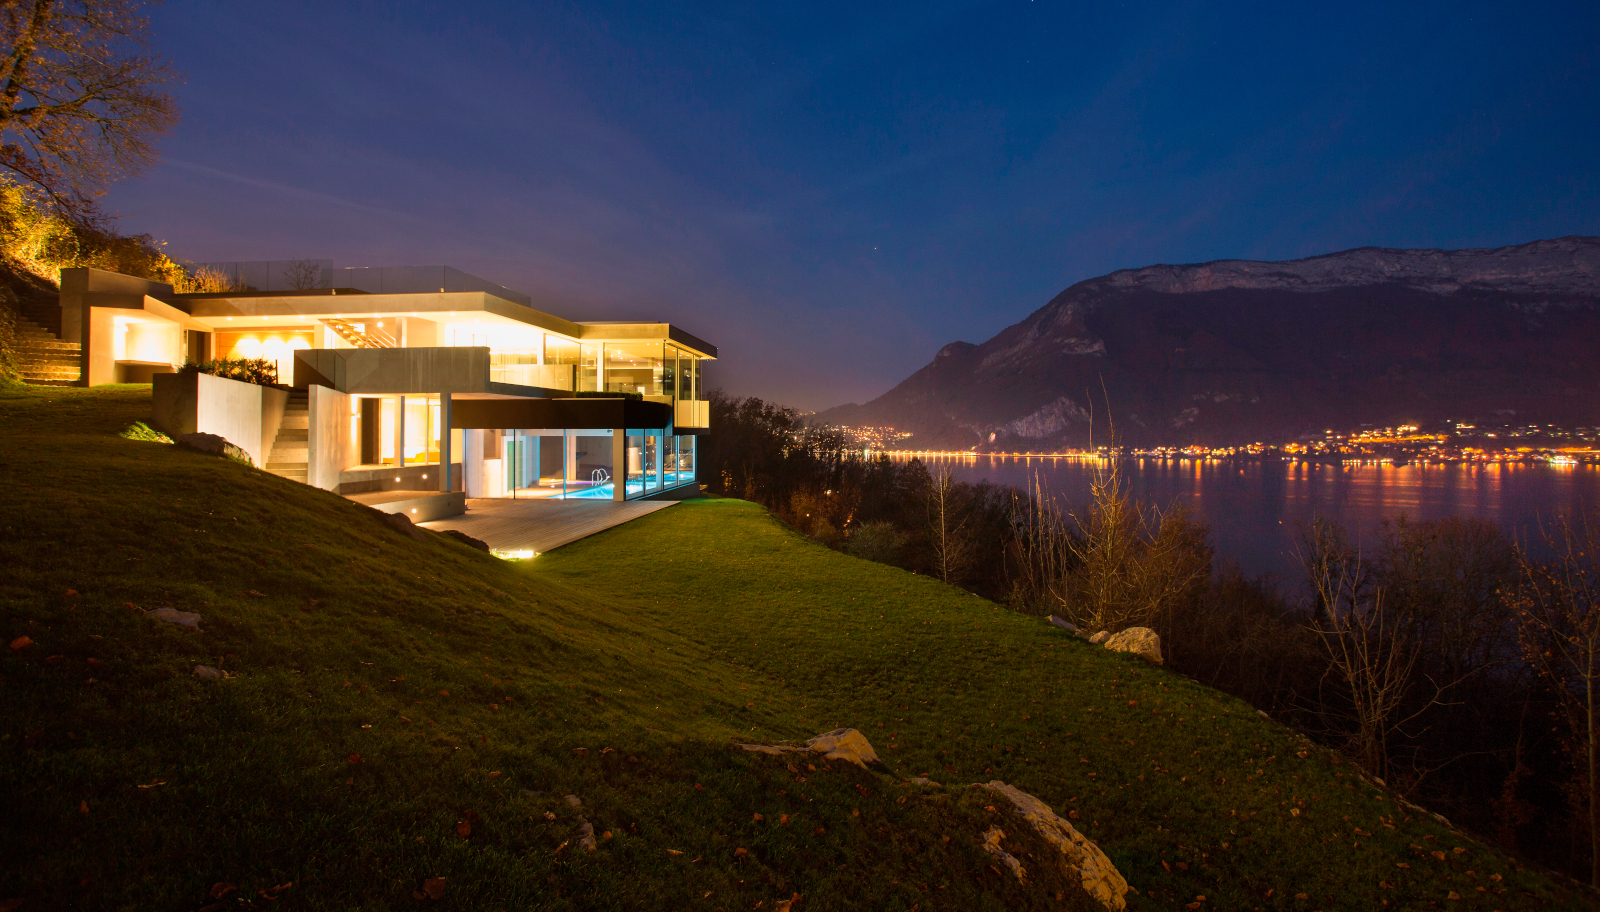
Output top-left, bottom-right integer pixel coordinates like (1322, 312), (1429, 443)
(274, 428), (309, 442)
(271, 448), (309, 462)
(15, 337), (79, 350)
(267, 466), (308, 480)
(25, 378), (77, 387)
(17, 351), (81, 362)
(279, 415), (308, 430)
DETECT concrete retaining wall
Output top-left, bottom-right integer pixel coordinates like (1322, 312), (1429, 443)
(152, 372), (286, 468)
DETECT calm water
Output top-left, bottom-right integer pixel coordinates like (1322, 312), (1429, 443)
(909, 455), (1600, 583)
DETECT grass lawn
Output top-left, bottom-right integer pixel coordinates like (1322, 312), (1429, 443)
(0, 384), (1586, 911)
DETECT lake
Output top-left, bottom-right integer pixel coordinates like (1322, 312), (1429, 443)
(904, 454), (1600, 584)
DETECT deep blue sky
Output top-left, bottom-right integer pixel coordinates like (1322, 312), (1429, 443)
(104, 1), (1600, 409)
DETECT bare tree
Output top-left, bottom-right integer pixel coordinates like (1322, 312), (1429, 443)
(0, 0), (178, 217)
(927, 466), (973, 583)
(1512, 510), (1600, 886)
(1060, 455), (1210, 632)
(282, 258), (325, 291)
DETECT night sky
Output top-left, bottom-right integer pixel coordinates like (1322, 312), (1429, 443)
(103, 1), (1600, 410)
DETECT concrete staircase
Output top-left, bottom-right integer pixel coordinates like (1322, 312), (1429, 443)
(266, 389), (309, 483)
(13, 317), (82, 386)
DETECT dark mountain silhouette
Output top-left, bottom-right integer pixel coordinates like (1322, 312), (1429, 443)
(818, 236), (1600, 448)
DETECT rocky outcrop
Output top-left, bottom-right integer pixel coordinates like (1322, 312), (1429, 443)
(1102, 627), (1163, 664)
(979, 781), (1131, 911)
(817, 236), (1600, 448)
(177, 432), (253, 466)
(737, 728), (881, 769)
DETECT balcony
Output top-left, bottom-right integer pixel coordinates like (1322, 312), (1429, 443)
(675, 399), (709, 429)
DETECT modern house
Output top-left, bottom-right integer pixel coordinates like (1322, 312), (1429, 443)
(52, 260), (715, 506)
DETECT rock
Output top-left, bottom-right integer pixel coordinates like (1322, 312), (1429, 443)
(380, 510), (428, 541)
(9, 636), (32, 650)
(1102, 627), (1163, 664)
(193, 665), (223, 679)
(440, 529), (489, 551)
(981, 826), (1027, 882)
(565, 794), (582, 808)
(804, 728), (880, 768)
(1088, 631), (1109, 645)
(908, 777), (940, 787)
(149, 607), (201, 629)
(576, 818), (597, 851)
(176, 432), (253, 466)
(1048, 615), (1079, 633)
(978, 781), (1131, 911)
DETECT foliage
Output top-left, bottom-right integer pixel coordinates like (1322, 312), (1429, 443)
(116, 419), (168, 442)
(0, 383), (1580, 910)
(0, 174), (182, 283)
(180, 357), (279, 387)
(0, 0), (179, 218)
(845, 520), (907, 565)
(170, 264), (249, 294)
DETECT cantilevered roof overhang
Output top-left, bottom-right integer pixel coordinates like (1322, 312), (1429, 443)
(177, 290), (585, 338)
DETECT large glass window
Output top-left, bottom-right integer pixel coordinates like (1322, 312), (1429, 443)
(579, 344), (599, 392)
(606, 343), (665, 397)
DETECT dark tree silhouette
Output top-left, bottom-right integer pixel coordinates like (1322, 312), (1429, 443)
(0, 0), (178, 217)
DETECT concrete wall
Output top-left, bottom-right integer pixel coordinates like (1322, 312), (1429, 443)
(307, 384), (353, 491)
(152, 372), (282, 468)
(294, 346), (494, 395)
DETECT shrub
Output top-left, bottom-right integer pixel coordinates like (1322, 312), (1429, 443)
(118, 421), (172, 443)
(181, 358), (280, 387)
(847, 521), (907, 565)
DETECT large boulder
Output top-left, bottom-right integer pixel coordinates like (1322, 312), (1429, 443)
(1102, 627), (1163, 664)
(978, 781), (1131, 911)
(737, 728), (882, 769)
(803, 728), (880, 768)
(176, 432), (253, 466)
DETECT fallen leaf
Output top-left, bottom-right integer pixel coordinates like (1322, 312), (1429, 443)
(734, 847), (748, 858)
(753, 813), (765, 822)
(209, 882), (236, 900)
(79, 800), (89, 814)
(438, 690), (449, 696)
(45, 655), (63, 663)
(246, 590), (265, 598)
(136, 778), (165, 789)
(1447, 891), (1460, 900)
(360, 724), (372, 730)
(1432, 850), (1446, 861)
(456, 820), (472, 837)
(65, 589), (78, 597)
(9, 636), (32, 651)
(1295, 894), (1308, 900)
(487, 771), (500, 778)
(1452, 847), (1465, 855)
(85, 657), (102, 667)
(667, 849), (684, 856)
(779, 814), (789, 824)
(348, 753), (362, 764)
(420, 877), (446, 900)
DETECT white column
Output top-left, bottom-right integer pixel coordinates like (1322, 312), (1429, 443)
(612, 428), (626, 501)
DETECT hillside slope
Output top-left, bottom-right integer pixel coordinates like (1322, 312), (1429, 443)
(0, 385), (1585, 910)
(819, 236), (1600, 448)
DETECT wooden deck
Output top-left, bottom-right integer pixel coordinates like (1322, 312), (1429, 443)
(417, 497), (674, 554)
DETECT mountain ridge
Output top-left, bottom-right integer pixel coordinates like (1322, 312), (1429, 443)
(819, 236), (1600, 448)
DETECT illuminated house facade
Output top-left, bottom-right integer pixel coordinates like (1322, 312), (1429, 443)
(59, 261), (714, 503)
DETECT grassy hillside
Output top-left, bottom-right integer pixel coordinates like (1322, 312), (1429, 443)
(0, 384), (1586, 911)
